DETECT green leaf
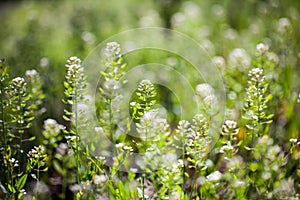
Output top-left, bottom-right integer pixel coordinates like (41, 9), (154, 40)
(7, 184), (16, 193)
(63, 115), (70, 122)
(53, 160), (63, 174)
(16, 174), (28, 190)
(249, 162), (259, 172)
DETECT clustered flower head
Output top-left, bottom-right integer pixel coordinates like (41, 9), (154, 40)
(115, 143), (134, 155)
(28, 145), (47, 160)
(42, 119), (64, 146)
(44, 118), (64, 133)
(228, 48), (251, 71)
(212, 56), (226, 71)
(65, 57), (84, 80)
(63, 56), (87, 120)
(10, 77), (27, 95)
(130, 80), (157, 121)
(256, 43), (269, 56)
(25, 69), (38, 77)
(222, 120), (239, 136)
(104, 42), (121, 59)
(27, 145), (48, 174)
(9, 157), (19, 167)
(243, 67), (273, 139)
(248, 68), (265, 83)
(277, 17), (292, 34)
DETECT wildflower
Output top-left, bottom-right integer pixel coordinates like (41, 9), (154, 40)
(25, 69), (38, 77)
(228, 48), (251, 71)
(104, 42), (121, 59)
(9, 157), (19, 167)
(220, 143), (234, 154)
(233, 180), (246, 188)
(277, 17), (291, 34)
(224, 28), (238, 40)
(11, 77), (26, 92)
(93, 174), (107, 185)
(256, 43), (269, 56)
(69, 184), (81, 192)
(212, 56), (226, 71)
(206, 171), (222, 182)
(289, 138), (298, 143)
(115, 143), (125, 149)
(56, 143), (69, 155)
(130, 80), (156, 120)
(44, 118), (64, 133)
(94, 126), (104, 134)
(40, 57), (49, 68)
(177, 159), (184, 169)
(196, 83), (214, 98)
(266, 52), (279, 64)
(123, 145), (134, 154)
(81, 31), (95, 44)
(222, 120), (239, 136)
(243, 67), (272, 138)
(130, 168), (138, 173)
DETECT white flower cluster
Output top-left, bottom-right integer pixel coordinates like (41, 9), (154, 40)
(115, 143), (134, 155)
(44, 118), (64, 133)
(196, 83), (218, 111)
(25, 69), (38, 77)
(228, 48), (251, 71)
(248, 68), (265, 83)
(104, 42), (121, 59)
(277, 17), (291, 34)
(256, 43), (269, 56)
(11, 77), (27, 93)
(255, 43), (279, 64)
(222, 120), (239, 136)
(66, 56), (83, 74)
(212, 56), (226, 71)
(9, 157), (19, 167)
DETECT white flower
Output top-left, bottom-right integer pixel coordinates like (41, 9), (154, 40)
(130, 168), (138, 173)
(206, 171), (222, 182)
(44, 118), (64, 133)
(289, 138), (298, 143)
(40, 57), (49, 68)
(228, 48), (251, 70)
(262, 171), (271, 180)
(25, 69), (38, 77)
(95, 126), (104, 133)
(56, 143), (68, 155)
(196, 83), (214, 98)
(212, 56), (226, 70)
(233, 180), (246, 188)
(277, 18), (291, 34)
(256, 43), (269, 56)
(220, 143), (234, 153)
(222, 120), (239, 135)
(12, 77), (26, 88)
(104, 42), (121, 58)
(115, 143), (125, 149)
(93, 174), (107, 185)
(81, 31), (95, 44)
(266, 52), (279, 64)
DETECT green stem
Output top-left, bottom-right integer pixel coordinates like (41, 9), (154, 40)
(0, 89), (9, 184)
(0, 88), (7, 151)
(141, 174), (145, 200)
(74, 87), (81, 184)
(36, 168), (40, 199)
